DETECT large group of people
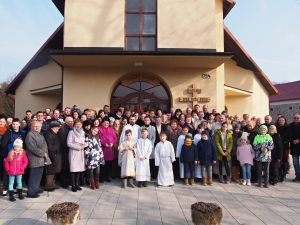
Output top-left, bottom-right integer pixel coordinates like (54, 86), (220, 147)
(0, 104), (299, 202)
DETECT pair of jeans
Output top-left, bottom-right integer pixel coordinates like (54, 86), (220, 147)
(256, 161), (269, 181)
(219, 156), (230, 176)
(201, 165), (212, 179)
(242, 164), (251, 180)
(183, 162), (195, 178)
(27, 167), (44, 196)
(8, 175), (22, 191)
(88, 166), (100, 179)
(292, 155), (300, 176)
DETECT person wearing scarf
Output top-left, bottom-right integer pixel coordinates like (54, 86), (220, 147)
(0, 116), (8, 186)
(253, 125), (274, 188)
(67, 119), (85, 192)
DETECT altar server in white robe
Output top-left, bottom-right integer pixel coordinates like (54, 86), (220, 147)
(176, 126), (190, 178)
(155, 132), (176, 187)
(119, 116), (140, 166)
(136, 128), (152, 187)
(119, 129), (137, 188)
(193, 124), (204, 179)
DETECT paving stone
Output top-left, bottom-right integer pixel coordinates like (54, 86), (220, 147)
(114, 210), (137, 219)
(112, 218), (137, 225)
(86, 218), (112, 225)
(89, 209), (115, 219)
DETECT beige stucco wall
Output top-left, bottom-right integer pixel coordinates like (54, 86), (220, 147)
(252, 75), (269, 118)
(15, 71), (61, 119)
(224, 59), (253, 92)
(225, 96), (253, 117)
(30, 59), (61, 90)
(215, 0), (224, 52)
(158, 0), (216, 49)
(64, 0), (124, 48)
(63, 66), (220, 112)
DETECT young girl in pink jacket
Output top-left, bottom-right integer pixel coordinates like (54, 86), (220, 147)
(237, 132), (255, 186)
(4, 138), (28, 201)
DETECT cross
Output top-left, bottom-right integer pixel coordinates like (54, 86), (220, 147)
(188, 84), (201, 106)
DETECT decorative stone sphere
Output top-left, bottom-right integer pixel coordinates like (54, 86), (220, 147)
(191, 202), (223, 225)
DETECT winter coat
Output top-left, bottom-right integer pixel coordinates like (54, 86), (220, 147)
(197, 139), (217, 166)
(248, 129), (258, 147)
(214, 130), (233, 161)
(25, 130), (52, 168)
(236, 140), (255, 166)
(165, 125), (182, 151)
(67, 130), (85, 172)
(180, 144), (198, 163)
(59, 124), (72, 169)
(4, 150), (28, 175)
(276, 125), (292, 150)
(270, 133), (283, 167)
(98, 126), (117, 161)
(253, 134), (274, 162)
(44, 129), (63, 175)
(84, 136), (105, 169)
(1, 128), (26, 158)
(289, 122), (300, 156)
(231, 131), (242, 156)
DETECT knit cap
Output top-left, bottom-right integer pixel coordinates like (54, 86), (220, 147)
(240, 132), (248, 140)
(201, 130), (209, 137)
(185, 133), (193, 146)
(234, 124), (241, 130)
(13, 139), (23, 148)
(259, 125), (268, 132)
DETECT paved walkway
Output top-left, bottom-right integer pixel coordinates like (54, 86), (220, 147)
(0, 169), (299, 225)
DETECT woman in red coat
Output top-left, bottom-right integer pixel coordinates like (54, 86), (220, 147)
(98, 118), (117, 183)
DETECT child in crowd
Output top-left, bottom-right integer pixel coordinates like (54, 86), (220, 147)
(136, 128), (152, 187)
(231, 124), (242, 183)
(197, 130), (217, 186)
(253, 125), (274, 188)
(194, 124), (204, 179)
(155, 132), (175, 187)
(84, 126), (105, 189)
(237, 132), (255, 186)
(119, 129), (137, 188)
(176, 126), (189, 179)
(4, 139), (28, 201)
(180, 134), (198, 186)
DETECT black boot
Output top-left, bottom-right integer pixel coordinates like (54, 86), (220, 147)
(9, 191), (16, 202)
(71, 173), (77, 192)
(258, 180), (262, 187)
(75, 173), (82, 191)
(138, 182), (143, 188)
(264, 173), (269, 188)
(17, 189), (24, 200)
(143, 181), (148, 187)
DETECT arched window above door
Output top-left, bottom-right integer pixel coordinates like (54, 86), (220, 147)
(111, 80), (170, 113)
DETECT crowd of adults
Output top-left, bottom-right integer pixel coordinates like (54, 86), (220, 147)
(0, 104), (299, 197)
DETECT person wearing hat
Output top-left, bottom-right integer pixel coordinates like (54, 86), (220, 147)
(197, 130), (217, 186)
(83, 120), (92, 136)
(231, 124), (242, 183)
(180, 133), (198, 186)
(237, 132), (255, 186)
(253, 125), (274, 188)
(4, 138), (28, 201)
(44, 121), (63, 191)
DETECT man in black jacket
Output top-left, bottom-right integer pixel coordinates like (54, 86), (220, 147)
(290, 114), (300, 182)
(59, 116), (74, 188)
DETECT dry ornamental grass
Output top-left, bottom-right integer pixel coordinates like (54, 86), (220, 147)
(46, 202), (80, 225)
(191, 202), (223, 225)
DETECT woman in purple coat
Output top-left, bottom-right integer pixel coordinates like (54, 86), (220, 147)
(98, 118), (117, 183)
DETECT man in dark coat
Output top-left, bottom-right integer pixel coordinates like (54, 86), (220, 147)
(59, 116), (73, 188)
(44, 122), (63, 191)
(290, 114), (300, 181)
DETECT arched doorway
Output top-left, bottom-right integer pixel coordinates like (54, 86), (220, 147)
(111, 74), (171, 113)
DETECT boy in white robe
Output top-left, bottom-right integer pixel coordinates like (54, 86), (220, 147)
(119, 129), (137, 188)
(155, 132), (176, 187)
(136, 128), (152, 187)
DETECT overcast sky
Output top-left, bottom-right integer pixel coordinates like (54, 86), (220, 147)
(0, 0), (300, 84)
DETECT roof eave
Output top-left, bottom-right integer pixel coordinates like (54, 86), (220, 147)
(224, 25), (279, 96)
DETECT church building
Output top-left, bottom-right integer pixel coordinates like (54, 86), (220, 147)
(5, 0), (278, 119)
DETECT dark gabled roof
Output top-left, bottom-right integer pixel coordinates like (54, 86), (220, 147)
(52, 0), (236, 18)
(223, 0), (236, 18)
(224, 25), (278, 96)
(5, 23), (63, 95)
(269, 81), (300, 102)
